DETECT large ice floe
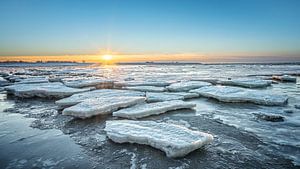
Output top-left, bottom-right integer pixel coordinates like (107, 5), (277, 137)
(56, 89), (145, 108)
(146, 92), (199, 102)
(4, 82), (91, 98)
(62, 79), (114, 88)
(166, 81), (211, 92)
(190, 86), (288, 106)
(104, 120), (213, 158)
(62, 96), (145, 118)
(15, 77), (49, 84)
(113, 100), (196, 119)
(124, 85), (166, 92)
(114, 81), (171, 88)
(217, 78), (272, 88)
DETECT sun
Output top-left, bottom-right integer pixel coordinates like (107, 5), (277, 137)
(102, 54), (113, 61)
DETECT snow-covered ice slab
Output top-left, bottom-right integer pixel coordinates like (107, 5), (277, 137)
(272, 75), (297, 82)
(5, 82), (91, 98)
(113, 100), (196, 119)
(167, 81), (211, 92)
(190, 86), (288, 106)
(63, 79), (114, 88)
(56, 89), (145, 108)
(105, 120), (213, 158)
(62, 96), (145, 118)
(125, 86), (166, 92)
(146, 92), (199, 102)
(217, 78), (272, 88)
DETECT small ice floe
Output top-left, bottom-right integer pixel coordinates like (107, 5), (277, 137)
(166, 81), (211, 92)
(0, 77), (10, 87)
(125, 86), (166, 92)
(62, 79), (114, 89)
(113, 100), (196, 119)
(56, 89), (145, 108)
(190, 86), (288, 106)
(114, 81), (171, 88)
(253, 113), (284, 122)
(146, 92), (199, 102)
(104, 120), (213, 158)
(217, 78), (272, 88)
(295, 105), (300, 109)
(4, 82), (91, 98)
(15, 77), (49, 84)
(272, 75), (297, 82)
(62, 96), (145, 118)
(190, 78), (219, 84)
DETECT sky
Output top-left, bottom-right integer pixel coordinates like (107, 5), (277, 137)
(0, 0), (300, 62)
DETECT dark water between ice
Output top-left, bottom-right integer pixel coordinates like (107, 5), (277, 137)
(0, 63), (299, 168)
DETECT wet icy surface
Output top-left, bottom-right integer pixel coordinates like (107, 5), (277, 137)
(0, 63), (300, 168)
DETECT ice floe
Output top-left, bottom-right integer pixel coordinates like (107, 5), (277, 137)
(125, 85), (166, 92)
(190, 86), (288, 106)
(217, 78), (272, 88)
(63, 79), (114, 88)
(272, 75), (297, 82)
(56, 89), (145, 108)
(62, 96), (145, 118)
(114, 81), (171, 88)
(166, 81), (211, 92)
(15, 77), (49, 84)
(4, 82), (91, 98)
(113, 100), (196, 119)
(146, 92), (199, 102)
(104, 120), (213, 158)
(0, 77), (10, 87)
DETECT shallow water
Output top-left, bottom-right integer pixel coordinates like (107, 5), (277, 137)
(0, 63), (299, 168)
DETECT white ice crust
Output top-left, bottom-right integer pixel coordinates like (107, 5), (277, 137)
(113, 100), (196, 119)
(104, 120), (213, 158)
(190, 86), (288, 106)
(167, 81), (211, 92)
(62, 96), (145, 118)
(146, 92), (198, 102)
(217, 78), (272, 88)
(63, 79), (114, 88)
(4, 82), (91, 98)
(125, 86), (166, 92)
(56, 89), (145, 108)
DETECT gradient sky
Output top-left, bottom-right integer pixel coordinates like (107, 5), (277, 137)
(0, 0), (300, 62)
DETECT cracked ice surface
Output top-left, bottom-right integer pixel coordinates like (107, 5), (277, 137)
(105, 120), (213, 158)
(190, 86), (288, 106)
(4, 82), (91, 98)
(113, 100), (196, 119)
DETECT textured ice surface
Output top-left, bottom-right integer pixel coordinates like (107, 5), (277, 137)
(56, 89), (145, 108)
(272, 75), (297, 82)
(62, 96), (145, 118)
(190, 86), (288, 106)
(146, 92), (199, 102)
(217, 79), (272, 88)
(125, 86), (166, 92)
(63, 79), (114, 88)
(4, 82), (91, 98)
(167, 81), (211, 92)
(113, 100), (196, 119)
(105, 120), (213, 158)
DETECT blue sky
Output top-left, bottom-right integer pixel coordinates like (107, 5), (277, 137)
(0, 0), (299, 61)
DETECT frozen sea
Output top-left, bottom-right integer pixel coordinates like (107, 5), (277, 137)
(0, 62), (299, 169)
